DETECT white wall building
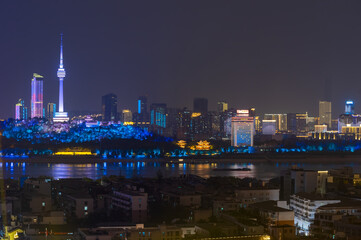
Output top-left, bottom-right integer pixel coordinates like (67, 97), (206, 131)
(290, 193), (340, 235)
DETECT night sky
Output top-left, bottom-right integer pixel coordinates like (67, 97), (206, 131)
(1, 1), (361, 119)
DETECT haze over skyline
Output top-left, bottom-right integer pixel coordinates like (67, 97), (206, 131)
(2, 1), (361, 118)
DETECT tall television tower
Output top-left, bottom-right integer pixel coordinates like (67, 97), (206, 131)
(54, 33), (69, 122)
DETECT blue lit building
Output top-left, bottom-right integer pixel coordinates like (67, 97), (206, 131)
(345, 100), (354, 115)
(231, 110), (255, 147)
(133, 96), (150, 130)
(54, 34), (69, 122)
(338, 100), (361, 134)
(150, 103), (167, 135)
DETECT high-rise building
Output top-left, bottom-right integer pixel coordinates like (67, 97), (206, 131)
(345, 100), (354, 114)
(264, 114), (287, 132)
(138, 96), (147, 115)
(122, 109), (132, 123)
(150, 103), (167, 135)
(193, 98), (208, 114)
(54, 34), (69, 122)
(262, 120), (276, 135)
(231, 110), (255, 147)
(47, 103), (56, 121)
(15, 99), (27, 120)
(134, 96), (150, 129)
(319, 101), (331, 127)
(31, 73), (44, 118)
(102, 93), (118, 121)
(217, 101), (228, 113)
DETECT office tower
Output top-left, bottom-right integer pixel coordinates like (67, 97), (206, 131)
(264, 114), (287, 132)
(296, 113), (308, 134)
(286, 113), (307, 134)
(102, 93), (118, 121)
(176, 108), (192, 139)
(138, 96), (147, 115)
(15, 99), (27, 120)
(306, 116), (317, 132)
(338, 100), (361, 133)
(217, 101), (228, 113)
(47, 103), (56, 121)
(262, 120), (276, 135)
(345, 100), (354, 114)
(54, 34), (69, 122)
(231, 110), (255, 147)
(193, 98), (208, 114)
(122, 109), (132, 123)
(150, 103), (167, 135)
(319, 101), (332, 127)
(31, 73), (44, 118)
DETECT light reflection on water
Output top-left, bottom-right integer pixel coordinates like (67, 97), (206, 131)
(0, 160), (360, 180)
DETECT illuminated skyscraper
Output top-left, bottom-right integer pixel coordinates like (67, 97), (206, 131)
(54, 34), (69, 122)
(15, 98), (27, 120)
(319, 101), (331, 127)
(231, 110), (255, 147)
(31, 73), (44, 118)
(264, 114), (287, 132)
(122, 109), (133, 123)
(345, 100), (354, 114)
(102, 93), (118, 121)
(217, 101), (228, 113)
(150, 103), (167, 135)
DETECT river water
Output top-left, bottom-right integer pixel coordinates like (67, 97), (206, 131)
(1, 159), (360, 180)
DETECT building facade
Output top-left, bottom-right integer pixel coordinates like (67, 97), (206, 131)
(102, 93), (118, 121)
(231, 110), (254, 147)
(31, 73), (44, 118)
(319, 101), (332, 127)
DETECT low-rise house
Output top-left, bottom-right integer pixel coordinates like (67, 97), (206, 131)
(112, 188), (148, 223)
(234, 187), (279, 207)
(311, 199), (361, 238)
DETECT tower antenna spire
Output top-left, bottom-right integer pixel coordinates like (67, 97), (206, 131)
(59, 33), (64, 69)
(54, 33), (69, 122)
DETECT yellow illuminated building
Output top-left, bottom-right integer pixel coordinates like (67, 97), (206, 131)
(190, 140), (212, 150)
(176, 140), (187, 148)
(54, 148), (95, 156)
(191, 112), (202, 118)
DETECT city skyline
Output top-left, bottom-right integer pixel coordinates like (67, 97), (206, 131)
(3, 1), (361, 118)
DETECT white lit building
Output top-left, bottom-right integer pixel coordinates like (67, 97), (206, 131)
(290, 193), (340, 235)
(262, 120), (276, 135)
(314, 124), (327, 133)
(319, 101), (331, 127)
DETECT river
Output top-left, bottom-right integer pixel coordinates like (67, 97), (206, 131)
(0, 159), (360, 180)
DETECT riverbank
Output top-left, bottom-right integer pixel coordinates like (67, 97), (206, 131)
(1, 152), (361, 164)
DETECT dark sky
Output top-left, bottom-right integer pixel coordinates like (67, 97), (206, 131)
(1, 1), (361, 119)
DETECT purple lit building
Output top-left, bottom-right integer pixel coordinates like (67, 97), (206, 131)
(15, 98), (27, 120)
(31, 73), (44, 118)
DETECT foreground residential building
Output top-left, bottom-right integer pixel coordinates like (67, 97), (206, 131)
(290, 193), (340, 235)
(112, 188), (148, 223)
